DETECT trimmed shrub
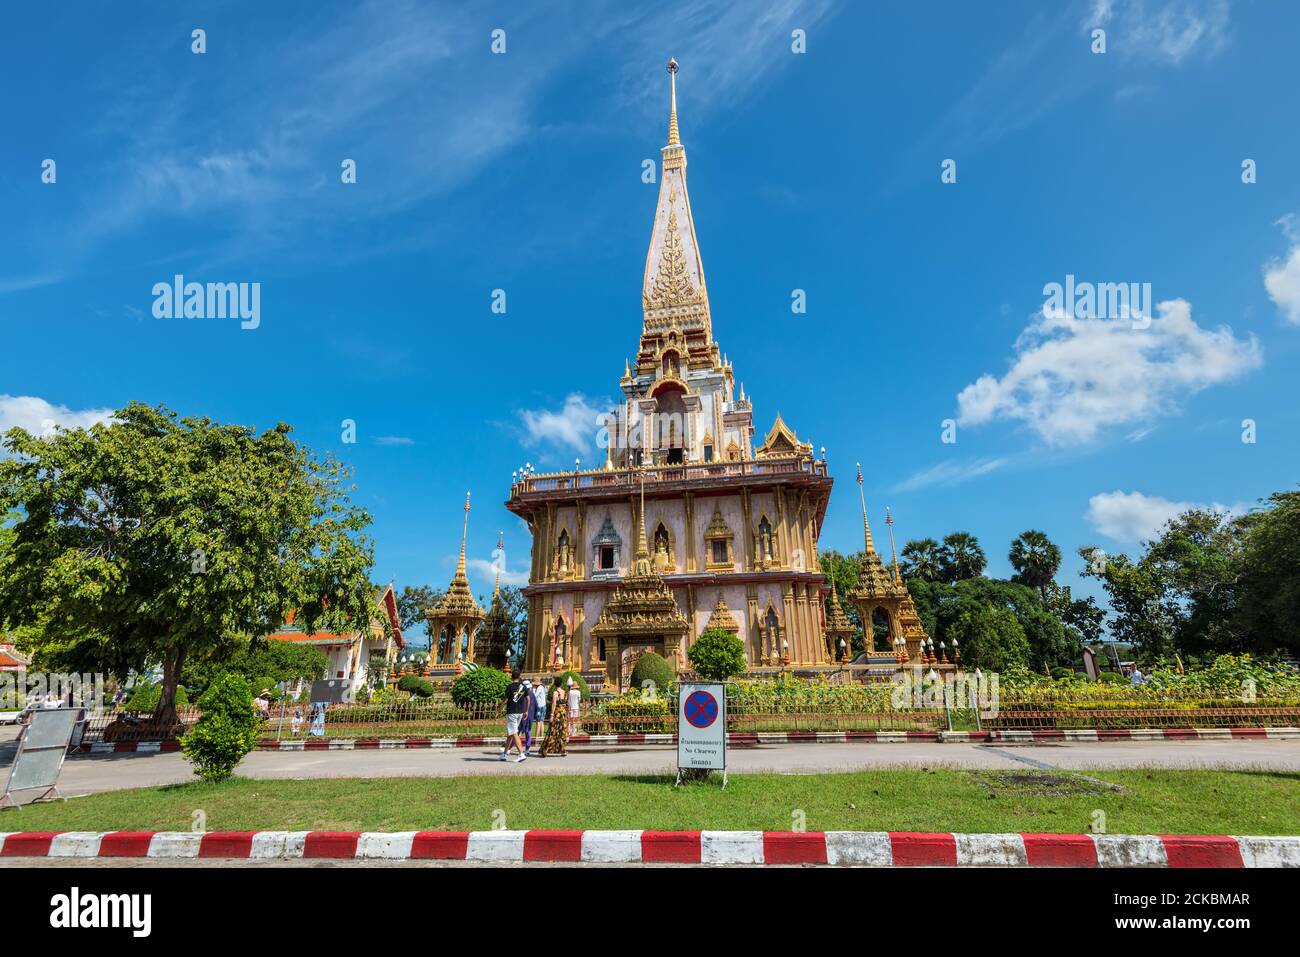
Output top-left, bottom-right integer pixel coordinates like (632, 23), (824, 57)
(123, 682), (188, 713)
(451, 667), (510, 708)
(550, 670), (590, 700)
(629, 651), (675, 693)
(604, 695), (671, 733)
(180, 673), (261, 782)
(687, 629), (747, 681)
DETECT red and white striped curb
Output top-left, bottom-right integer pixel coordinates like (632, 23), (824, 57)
(71, 727), (1300, 754)
(2, 830), (1296, 866)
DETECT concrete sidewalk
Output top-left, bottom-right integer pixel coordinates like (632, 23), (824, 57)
(4, 736), (1299, 798)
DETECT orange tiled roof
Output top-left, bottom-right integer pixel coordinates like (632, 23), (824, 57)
(0, 649), (27, 668)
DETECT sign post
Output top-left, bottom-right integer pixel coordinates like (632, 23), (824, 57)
(676, 682), (727, 789)
(1, 707), (83, 809)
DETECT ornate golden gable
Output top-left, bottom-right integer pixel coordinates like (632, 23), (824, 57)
(703, 591), (739, 634)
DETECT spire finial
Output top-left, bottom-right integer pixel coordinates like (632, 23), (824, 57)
(855, 463), (875, 553)
(886, 507), (900, 581)
(634, 466), (651, 572)
(493, 530), (504, 598)
(666, 58), (680, 146)
(456, 491), (471, 578)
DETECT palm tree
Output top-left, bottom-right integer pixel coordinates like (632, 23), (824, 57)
(900, 538), (943, 581)
(940, 532), (986, 583)
(1008, 529), (1062, 597)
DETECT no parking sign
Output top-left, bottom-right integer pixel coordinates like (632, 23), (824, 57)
(677, 682), (726, 776)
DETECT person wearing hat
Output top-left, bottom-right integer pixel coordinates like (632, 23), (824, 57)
(255, 689), (272, 718)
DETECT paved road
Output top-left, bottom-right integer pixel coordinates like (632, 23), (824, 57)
(3, 731), (1298, 798)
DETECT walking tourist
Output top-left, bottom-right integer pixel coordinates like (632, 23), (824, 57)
(539, 676), (569, 757)
(532, 678), (548, 741)
(568, 677), (582, 735)
(500, 668), (529, 762)
(519, 678), (535, 754)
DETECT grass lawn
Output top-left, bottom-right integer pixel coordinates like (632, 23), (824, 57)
(4, 769), (1298, 834)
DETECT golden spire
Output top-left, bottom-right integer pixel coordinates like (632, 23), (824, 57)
(633, 466), (651, 574)
(886, 507), (901, 582)
(667, 57), (680, 146)
(856, 463), (875, 553)
(455, 491), (471, 579)
(493, 530), (504, 598)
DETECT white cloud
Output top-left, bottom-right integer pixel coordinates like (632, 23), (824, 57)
(1086, 489), (1247, 543)
(467, 557), (529, 588)
(956, 299), (1260, 446)
(0, 395), (115, 437)
(374, 435), (414, 446)
(1263, 216), (1300, 325)
(1091, 0), (1231, 63)
(519, 393), (610, 455)
(893, 457), (1007, 493)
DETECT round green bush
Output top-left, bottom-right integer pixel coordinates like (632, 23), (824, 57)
(1050, 666), (1075, 680)
(687, 629), (747, 681)
(451, 667), (510, 707)
(550, 670), (590, 700)
(1099, 671), (1127, 685)
(629, 651), (675, 692)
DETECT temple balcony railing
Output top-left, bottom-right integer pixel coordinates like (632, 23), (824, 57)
(508, 455), (829, 500)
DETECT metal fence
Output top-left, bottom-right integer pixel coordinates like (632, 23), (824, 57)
(64, 695), (1300, 744)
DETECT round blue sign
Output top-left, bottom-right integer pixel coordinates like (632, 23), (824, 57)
(684, 690), (719, 729)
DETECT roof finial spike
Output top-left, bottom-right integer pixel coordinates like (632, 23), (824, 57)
(493, 530), (504, 598)
(455, 491), (472, 579)
(634, 466), (651, 573)
(855, 463), (875, 554)
(666, 57), (680, 146)
(886, 507), (900, 581)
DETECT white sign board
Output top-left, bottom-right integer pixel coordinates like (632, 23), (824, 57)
(677, 682), (726, 771)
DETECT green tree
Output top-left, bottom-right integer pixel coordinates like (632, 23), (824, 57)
(941, 603), (1029, 672)
(180, 672), (261, 782)
(0, 403), (377, 725)
(1235, 489), (1300, 656)
(1080, 546), (1179, 661)
(396, 584), (442, 632)
(939, 532), (986, 583)
(900, 538), (943, 582)
(1008, 529), (1062, 597)
(687, 628), (747, 681)
(185, 641), (327, 695)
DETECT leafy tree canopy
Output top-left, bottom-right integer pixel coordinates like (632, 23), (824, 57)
(0, 402), (377, 722)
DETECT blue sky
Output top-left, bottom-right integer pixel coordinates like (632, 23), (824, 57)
(3, 0), (1299, 646)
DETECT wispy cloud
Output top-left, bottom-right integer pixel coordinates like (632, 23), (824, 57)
(0, 395), (115, 437)
(1090, 0), (1231, 64)
(518, 393), (611, 456)
(467, 556), (529, 588)
(1086, 489), (1248, 543)
(956, 299), (1260, 446)
(1264, 214), (1300, 325)
(374, 435), (415, 446)
(892, 456), (1008, 493)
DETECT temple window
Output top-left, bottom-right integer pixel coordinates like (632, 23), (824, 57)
(704, 504), (734, 571)
(599, 544), (615, 570)
(662, 350), (680, 377)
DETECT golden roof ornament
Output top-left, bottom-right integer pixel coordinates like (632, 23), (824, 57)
(430, 492), (483, 622)
(824, 578), (855, 640)
(704, 592), (740, 634)
(667, 57), (680, 146)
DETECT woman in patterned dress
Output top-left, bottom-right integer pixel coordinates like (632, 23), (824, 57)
(538, 678), (568, 757)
